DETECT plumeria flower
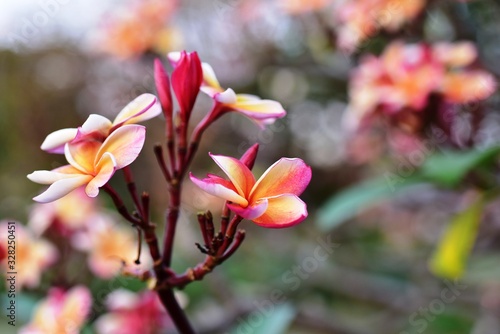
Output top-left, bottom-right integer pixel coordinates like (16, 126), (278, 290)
(168, 52), (286, 128)
(190, 154), (311, 228)
(20, 286), (92, 334)
(28, 123), (146, 203)
(93, 0), (180, 59)
(28, 188), (96, 236)
(41, 94), (160, 154)
(71, 215), (151, 279)
(95, 289), (180, 334)
(344, 41), (496, 131)
(0, 221), (58, 289)
(335, 0), (425, 51)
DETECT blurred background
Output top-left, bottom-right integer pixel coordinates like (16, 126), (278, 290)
(2, 0), (500, 333)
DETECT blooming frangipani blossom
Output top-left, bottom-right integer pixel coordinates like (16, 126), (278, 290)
(20, 286), (92, 334)
(0, 221), (58, 289)
(345, 41), (496, 131)
(335, 0), (426, 51)
(41, 94), (160, 154)
(71, 215), (151, 279)
(28, 123), (146, 203)
(190, 153), (311, 228)
(167, 52), (286, 128)
(28, 188), (96, 236)
(94, 0), (180, 59)
(95, 289), (178, 334)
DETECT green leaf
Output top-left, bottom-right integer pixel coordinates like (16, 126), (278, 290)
(317, 176), (424, 231)
(230, 303), (296, 334)
(429, 196), (484, 279)
(420, 146), (500, 187)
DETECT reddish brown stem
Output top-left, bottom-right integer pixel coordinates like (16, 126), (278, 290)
(153, 144), (172, 183)
(162, 185), (180, 267)
(217, 215), (243, 257)
(123, 166), (144, 217)
(157, 288), (195, 334)
(220, 230), (246, 262)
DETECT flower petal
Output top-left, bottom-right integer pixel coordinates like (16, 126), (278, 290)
(189, 172), (248, 206)
(32, 175), (92, 203)
(252, 194), (307, 228)
(171, 51), (203, 122)
(112, 94), (161, 128)
(227, 198), (268, 220)
(214, 88), (237, 104)
(27, 165), (83, 184)
(86, 153), (117, 197)
(167, 51), (181, 67)
(154, 58), (173, 116)
(65, 140), (102, 174)
(80, 114), (113, 136)
(441, 71), (496, 103)
(201, 62), (222, 91)
(95, 124), (146, 169)
(209, 153), (256, 197)
(239, 143), (259, 170)
(250, 158), (311, 200)
(231, 98), (286, 121)
(41, 128), (78, 154)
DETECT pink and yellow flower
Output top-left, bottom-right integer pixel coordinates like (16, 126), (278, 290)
(28, 188), (96, 236)
(95, 0), (180, 59)
(95, 289), (175, 334)
(335, 0), (426, 51)
(20, 286), (92, 334)
(71, 215), (150, 279)
(40, 94), (160, 154)
(190, 154), (311, 228)
(345, 41), (496, 131)
(28, 95), (160, 203)
(0, 221), (58, 289)
(168, 52), (286, 128)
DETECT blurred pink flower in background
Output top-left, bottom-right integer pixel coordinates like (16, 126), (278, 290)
(335, 0), (426, 51)
(20, 286), (92, 334)
(0, 221), (58, 289)
(278, 0), (331, 14)
(95, 289), (176, 334)
(28, 188), (96, 237)
(344, 41), (496, 132)
(93, 0), (182, 58)
(71, 215), (150, 279)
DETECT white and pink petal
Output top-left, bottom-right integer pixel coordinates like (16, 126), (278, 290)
(112, 94), (161, 128)
(189, 173), (248, 206)
(227, 198), (268, 220)
(31, 175), (92, 203)
(95, 124), (146, 169)
(40, 128), (78, 154)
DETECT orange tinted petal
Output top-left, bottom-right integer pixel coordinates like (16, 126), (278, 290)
(252, 194), (307, 228)
(441, 71), (496, 103)
(251, 158), (311, 200)
(210, 154), (256, 197)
